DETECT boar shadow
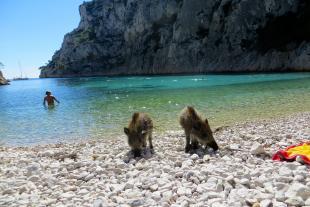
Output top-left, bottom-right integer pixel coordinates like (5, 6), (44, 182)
(123, 147), (155, 163)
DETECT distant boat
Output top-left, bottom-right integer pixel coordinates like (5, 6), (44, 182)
(13, 61), (29, 81)
(12, 77), (29, 81)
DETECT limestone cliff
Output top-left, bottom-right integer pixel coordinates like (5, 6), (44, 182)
(40, 0), (310, 77)
(0, 71), (9, 85)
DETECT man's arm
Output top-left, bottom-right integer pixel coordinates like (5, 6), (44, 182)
(53, 97), (60, 104)
(43, 97), (46, 105)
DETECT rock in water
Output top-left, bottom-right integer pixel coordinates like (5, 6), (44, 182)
(0, 70), (9, 85)
(40, 0), (310, 78)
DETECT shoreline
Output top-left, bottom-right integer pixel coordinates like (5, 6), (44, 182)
(0, 112), (309, 206)
(2, 111), (309, 148)
(39, 71), (310, 79)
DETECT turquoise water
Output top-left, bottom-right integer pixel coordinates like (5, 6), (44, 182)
(0, 73), (310, 146)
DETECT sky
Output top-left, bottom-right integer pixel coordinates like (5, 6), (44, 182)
(0, 0), (85, 78)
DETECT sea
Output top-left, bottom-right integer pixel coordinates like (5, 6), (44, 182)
(0, 73), (309, 146)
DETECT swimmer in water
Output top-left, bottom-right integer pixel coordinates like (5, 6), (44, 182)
(43, 91), (60, 107)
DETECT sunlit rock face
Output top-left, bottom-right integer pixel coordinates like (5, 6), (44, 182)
(40, 0), (310, 77)
(0, 71), (9, 85)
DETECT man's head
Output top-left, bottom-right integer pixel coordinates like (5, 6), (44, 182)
(46, 91), (51, 96)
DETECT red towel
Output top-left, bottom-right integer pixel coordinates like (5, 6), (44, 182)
(272, 142), (310, 165)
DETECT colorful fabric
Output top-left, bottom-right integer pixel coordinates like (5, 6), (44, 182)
(272, 142), (310, 165)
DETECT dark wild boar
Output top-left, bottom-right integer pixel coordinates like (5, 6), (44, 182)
(179, 106), (219, 153)
(124, 112), (154, 157)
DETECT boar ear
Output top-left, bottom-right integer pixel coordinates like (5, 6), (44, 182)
(124, 127), (130, 135)
(205, 118), (209, 124)
(187, 106), (197, 117)
(132, 112), (139, 122)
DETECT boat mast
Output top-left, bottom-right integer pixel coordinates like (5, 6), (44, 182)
(18, 61), (23, 78)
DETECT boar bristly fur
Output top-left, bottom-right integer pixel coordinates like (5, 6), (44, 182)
(179, 106), (219, 152)
(124, 112), (154, 157)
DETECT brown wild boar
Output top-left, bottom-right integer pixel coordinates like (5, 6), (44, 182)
(179, 106), (219, 152)
(124, 112), (154, 157)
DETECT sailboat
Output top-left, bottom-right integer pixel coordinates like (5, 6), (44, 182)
(13, 61), (29, 80)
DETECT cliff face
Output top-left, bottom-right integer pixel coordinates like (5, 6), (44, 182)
(0, 71), (9, 85)
(40, 0), (310, 77)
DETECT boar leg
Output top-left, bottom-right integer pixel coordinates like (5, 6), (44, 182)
(191, 138), (199, 150)
(132, 149), (141, 157)
(142, 138), (147, 148)
(208, 139), (219, 151)
(148, 130), (154, 150)
(185, 130), (191, 153)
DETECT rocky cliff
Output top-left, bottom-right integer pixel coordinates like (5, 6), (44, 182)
(0, 71), (9, 85)
(40, 0), (310, 77)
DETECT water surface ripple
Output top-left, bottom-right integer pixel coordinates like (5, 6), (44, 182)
(0, 73), (309, 145)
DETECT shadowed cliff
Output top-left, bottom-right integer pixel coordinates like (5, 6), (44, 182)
(0, 71), (9, 85)
(40, 0), (310, 78)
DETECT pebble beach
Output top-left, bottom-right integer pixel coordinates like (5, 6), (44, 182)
(0, 112), (309, 207)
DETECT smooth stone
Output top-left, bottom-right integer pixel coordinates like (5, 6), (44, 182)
(18, 185), (28, 194)
(203, 155), (211, 162)
(284, 162), (299, 171)
(41, 199), (57, 206)
(260, 199), (272, 207)
(64, 186), (77, 192)
(275, 191), (286, 202)
(276, 176), (293, 183)
(190, 154), (199, 160)
(250, 142), (265, 155)
(252, 202), (260, 207)
(26, 163), (40, 176)
(175, 171), (183, 178)
(206, 192), (223, 199)
(39, 150), (55, 157)
(62, 192), (75, 199)
(293, 175), (304, 182)
(285, 197), (304, 206)
(274, 182), (289, 191)
(240, 178), (250, 186)
(273, 201), (287, 207)
(2, 189), (14, 195)
(278, 166), (293, 177)
(84, 173), (95, 181)
(28, 175), (40, 182)
(125, 190), (142, 199)
(130, 199), (144, 207)
(149, 184), (158, 191)
(93, 199), (103, 207)
(78, 189), (89, 195)
(151, 191), (161, 201)
(229, 144), (240, 150)
(6, 171), (15, 178)
(180, 200), (189, 207)
(285, 182), (310, 200)
(182, 160), (193, 168)
(77, 171), (89, 180)
(95, 166), (104, 174)
(162, 191), (173, 201)
(177, 187), (191, 196)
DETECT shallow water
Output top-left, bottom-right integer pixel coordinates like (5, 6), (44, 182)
(0, 73), (309, 145)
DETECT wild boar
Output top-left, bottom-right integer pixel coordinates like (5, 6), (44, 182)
(124, 112), (154, 157)
(179, 106), (219, 152)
